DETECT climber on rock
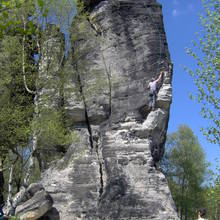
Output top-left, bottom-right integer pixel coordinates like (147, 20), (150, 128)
(147, 71), (163, 110)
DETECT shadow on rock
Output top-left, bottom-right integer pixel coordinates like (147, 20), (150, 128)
(139, 105), (151, 120)
(38, 207), (60, 220)
(98, 176), (127, 218)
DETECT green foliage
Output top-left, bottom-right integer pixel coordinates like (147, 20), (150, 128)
(163, 126), (220, 220)
(185, 0), (220, 145)
(0, 0), (37, 38)
(0, 31), (35, 206)
(0, 36), (34, 156)
(0, 0), (73, 206)
(162, 125), (207, 220)
(74, 0), (87, 14)
(203, 160), (220, 220)
(2, 148), (35, 200)
(34, 109), (72, 152)
(8, 216), (20, 220)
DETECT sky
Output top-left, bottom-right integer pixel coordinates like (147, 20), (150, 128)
(157, 0), (219, 171)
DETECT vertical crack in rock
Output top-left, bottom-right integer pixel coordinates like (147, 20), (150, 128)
(74, 55), (105, 204)
(76, 68), (94, 149)
(98, 161), (104, 197)
(92, 129), (105, 198)
(96, 141), (104, 198)
(88, 18), (112, 118)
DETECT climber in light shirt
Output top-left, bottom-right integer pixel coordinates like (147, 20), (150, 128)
(147, 71), (163, 110)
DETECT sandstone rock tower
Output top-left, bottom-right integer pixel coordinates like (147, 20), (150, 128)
(40, 0), (179, 219)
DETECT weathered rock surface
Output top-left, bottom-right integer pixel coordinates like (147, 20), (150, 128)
(39, 0), (179, 219)
(15, 184), (53, 220)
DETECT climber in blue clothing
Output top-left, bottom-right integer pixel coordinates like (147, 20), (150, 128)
(0, 205), (4, 220)
(147, 71), (163, 110)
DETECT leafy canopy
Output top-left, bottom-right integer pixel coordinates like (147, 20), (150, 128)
(162, 125), (207, 219)
(185, 0), (220, 145)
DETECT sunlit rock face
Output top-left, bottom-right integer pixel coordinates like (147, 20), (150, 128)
(39, 0), (179, 219)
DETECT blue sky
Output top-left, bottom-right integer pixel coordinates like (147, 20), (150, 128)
(158, 0), (219, 171)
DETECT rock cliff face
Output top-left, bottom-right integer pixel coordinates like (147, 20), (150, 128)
(40, 0), (179, 219)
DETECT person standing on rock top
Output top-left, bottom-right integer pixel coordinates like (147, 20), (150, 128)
(147, 71), (163, 110)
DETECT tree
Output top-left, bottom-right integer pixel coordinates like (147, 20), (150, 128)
(0, 0), (75, 214)
(0, 28), (35, 211)
(185, 0), (220, 145)
(161, 125), (207, 220)
(203, 160), (220, 220)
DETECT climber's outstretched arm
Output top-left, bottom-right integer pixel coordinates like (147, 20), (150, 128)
(155, 71), (163, 83)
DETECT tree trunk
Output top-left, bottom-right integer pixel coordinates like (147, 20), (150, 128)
(6, 94), (39, 216)
(180, 176), (185, 220)
(22, 15), (36, 95)
(7, 164), (14, 209)
(184, 186), (189, 220)
(0, 160), (4, 207)
(185, 206), (188, 220)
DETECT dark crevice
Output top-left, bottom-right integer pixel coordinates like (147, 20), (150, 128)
(77, 74), (94, 149)
(71, 57), (93, 150)
(71, 20), (105, 200)
(83, 0), (104, 11)
(94, 135), (104, 198)
(98, 156), (104, 197)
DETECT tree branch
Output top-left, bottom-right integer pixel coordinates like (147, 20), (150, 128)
(7, 164), (14, 209)
(22, 15), (36, 95)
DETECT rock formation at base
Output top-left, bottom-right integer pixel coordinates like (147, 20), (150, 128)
(34, 0), (178, 219)
(15, 184), (53, 220)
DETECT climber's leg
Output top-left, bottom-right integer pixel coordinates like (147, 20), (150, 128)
(149, 93), (153, 109)
(152, 92), (156, 110)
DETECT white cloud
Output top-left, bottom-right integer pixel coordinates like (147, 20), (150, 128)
(171, 4), (194, 17)
(172, 9), (179, 17)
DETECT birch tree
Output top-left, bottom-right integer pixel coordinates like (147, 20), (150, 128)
(0, 0), (75, 214)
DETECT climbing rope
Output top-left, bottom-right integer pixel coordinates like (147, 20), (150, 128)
(150, 6), (164, 77)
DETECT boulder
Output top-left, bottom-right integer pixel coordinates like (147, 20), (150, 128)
(157, 84), (172, 109)
(15, 184), (53, 220)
